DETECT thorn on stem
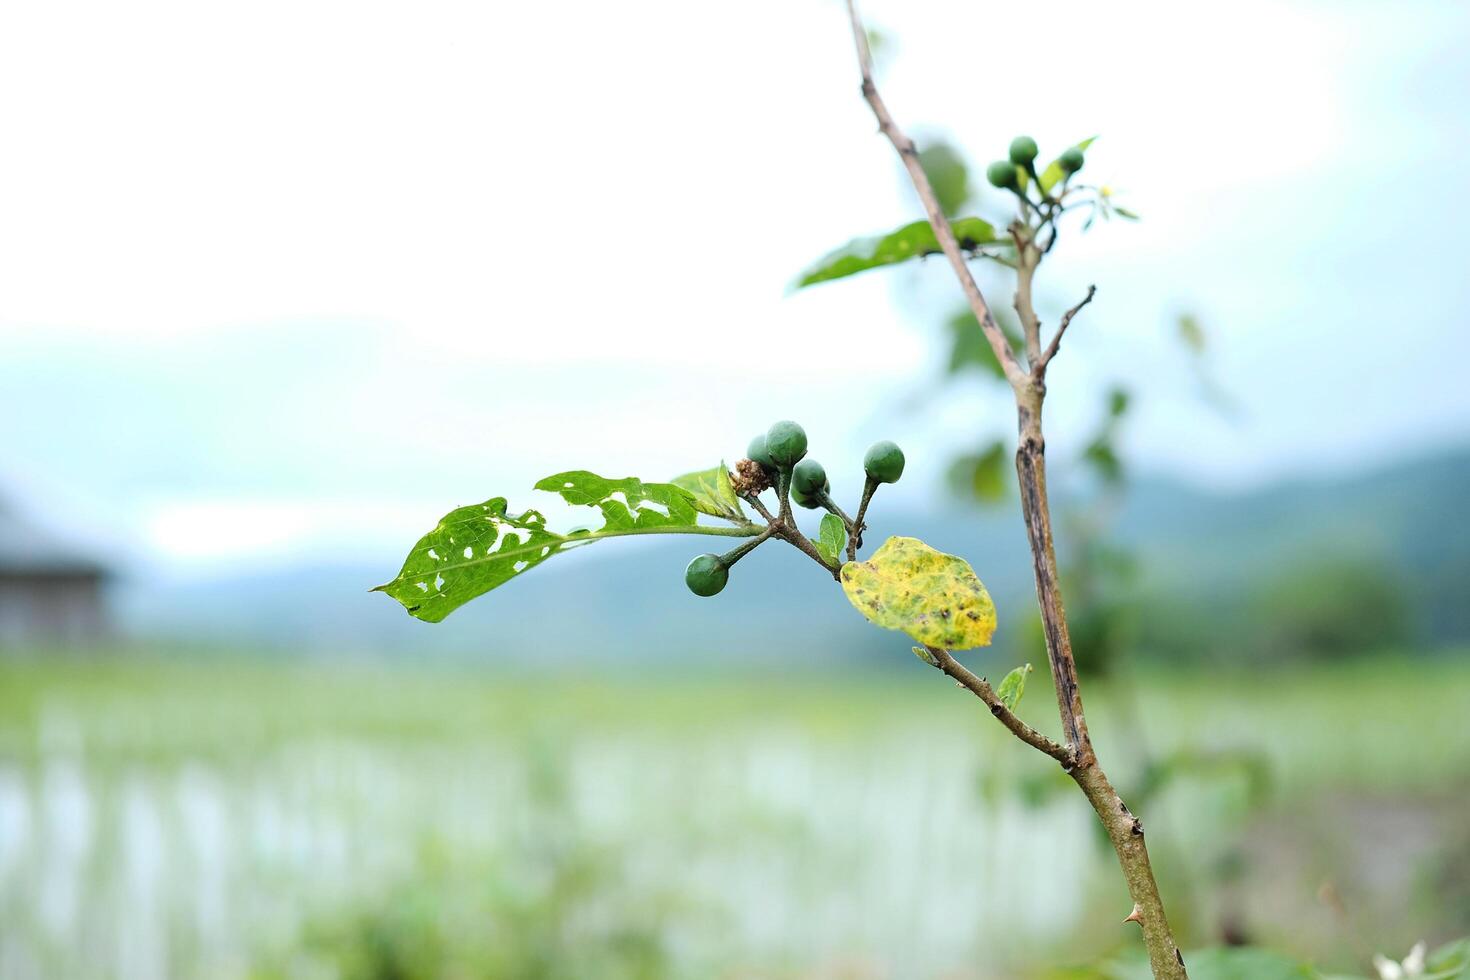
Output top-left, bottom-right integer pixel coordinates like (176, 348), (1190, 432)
(1123, 904), (1142, 926)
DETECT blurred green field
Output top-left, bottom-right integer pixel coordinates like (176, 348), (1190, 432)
(0, 652), (1467, 979)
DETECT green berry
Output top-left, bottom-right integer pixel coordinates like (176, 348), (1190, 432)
(1059, 147), (1085, 174)
(791, 458), (827, 496)
(765, 420), (808, 469)
(863, 440), (906, 484)
(985, 160), (1019, 189)
(684, 554), (728, 597)
(746, 434), (776, 471)
(1009, 136), (1039, 167)
(791, 476), (828, 510)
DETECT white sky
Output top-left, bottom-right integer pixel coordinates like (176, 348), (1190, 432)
(2, 0), (1468, 573)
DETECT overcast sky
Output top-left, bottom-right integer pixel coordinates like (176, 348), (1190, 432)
(2, 0), (1468, 576)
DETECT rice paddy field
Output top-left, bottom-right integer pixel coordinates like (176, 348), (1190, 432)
(0, 652), (1467, 979)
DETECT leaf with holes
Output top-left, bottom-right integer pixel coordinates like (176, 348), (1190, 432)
(840, 536), (997, 649)
(997, 663), (1033, 711)
(375, 471), (758, 622)
(1038, 136), (1098, 194)
(816, 513), (847, 566)
(795, 217), (1007, 288)
(671, 464), (747, 523)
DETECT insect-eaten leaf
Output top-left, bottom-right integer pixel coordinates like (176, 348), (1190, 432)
(374, 471), (741, 623)
(996, 663), (1033, 712)
(671, 464), (747, 523)
(795, 217), (1007, 288)
(840, 536), (996, 650)
(816, 513), (847, 566)
(1038, 136), (1098, 194)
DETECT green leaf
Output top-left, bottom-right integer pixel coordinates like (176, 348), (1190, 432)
(796, 217), (1006, 288)
(671, 464), (746, 523)
(947, 439), (1009, 503)
(1083, 438), (1124, 484)
(1177, 313), (1207, 353)
(1092, 946), (1315, 980)
(996, 663), (1033, 711)
(816, 513), (847, 565)
(1428, 937), (1470, 978)
(917, 141), (971, 217)
(912, 645), (938, 666)
(946, 308), (1022, 380)
(1039, 136), (1098, 194)
(840, 536), (996, 649)
(375, 471), (756, 622)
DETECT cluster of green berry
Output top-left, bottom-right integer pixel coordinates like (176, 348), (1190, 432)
(985, 135), (1084, 194)
(684, 421), (906, 596)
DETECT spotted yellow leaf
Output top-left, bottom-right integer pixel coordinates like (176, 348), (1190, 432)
(840, 536), (996, 650)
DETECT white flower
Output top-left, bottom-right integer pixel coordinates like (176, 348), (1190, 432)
(1373, 942), (1427, 979)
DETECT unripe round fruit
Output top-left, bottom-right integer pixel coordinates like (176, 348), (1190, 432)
(986, 160), (1019, 189)
(1059, 147), (1085, 174)
(765, 420), (808, 468)
(864, 440), (906, 484)
(684, 554), (728, 597)
(791, 458), (827, 496)
(746, 434), (777, 471)
(1009, 136), (1039, 167)
(791, 475), (829, 510)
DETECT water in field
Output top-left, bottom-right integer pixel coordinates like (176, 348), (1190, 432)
(0, 657), (1466, 978)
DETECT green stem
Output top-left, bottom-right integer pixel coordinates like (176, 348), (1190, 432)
(591, 524), (763, 541)
(720, 524), (778, 566)
(847, 477), (879, 561)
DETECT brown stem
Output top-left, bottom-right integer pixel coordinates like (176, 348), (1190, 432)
(1013, 389), (1092, 763)
(1037, 285), (1097, 371)
(844, 0), (1026, 389)
(1072, 764), (1189, 979)
(847, 477), (878, 561)
(925, 646), (1072, 765)
(842, 3), (1187, 976)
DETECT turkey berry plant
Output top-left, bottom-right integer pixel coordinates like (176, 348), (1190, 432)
(377, 2), (1190, 976)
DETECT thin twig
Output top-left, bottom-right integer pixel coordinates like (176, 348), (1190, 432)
(845, 0), (1025, 390)
(742, 492), (777, 525)
(925, 646), (1074, 766)
(847, 478), (878, 562)
(1037, 285), (1097, 372)
(779, 522), (841, 579)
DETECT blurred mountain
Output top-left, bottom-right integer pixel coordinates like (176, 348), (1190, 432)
(114, 447), (1470, 663)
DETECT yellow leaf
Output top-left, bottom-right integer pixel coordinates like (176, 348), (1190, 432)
(840, 536), (997, 650)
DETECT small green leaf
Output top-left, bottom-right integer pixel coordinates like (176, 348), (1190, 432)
(796, 217), (1007, 288)
(816, 513), (847, 565)
(671, 464), (747, 523)
(946, 308), (1022, 380)
(1083, 438), (1123, 484)
(917, 141), (971, 217)
(376, 471), (756, 622)
(996, 663), (1033, 711)
(1038, 136), (1098, 194)
(947, 439), (1009, 503)
(840, 536), (997, 650)
(912, 645), (938, 667)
